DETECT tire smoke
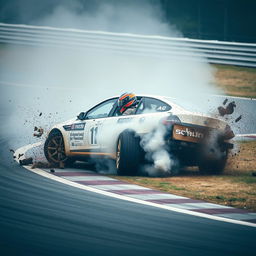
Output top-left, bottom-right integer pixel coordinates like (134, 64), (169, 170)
(0, 0), (225, 176)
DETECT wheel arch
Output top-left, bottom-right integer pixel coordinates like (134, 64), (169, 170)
(116, 128), (138, 149)
(48, 128), (62, 136)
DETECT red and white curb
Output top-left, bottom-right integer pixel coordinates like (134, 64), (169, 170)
(15, 143), (256, 228)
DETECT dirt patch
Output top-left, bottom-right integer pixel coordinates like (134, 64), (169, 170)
(212, 64), (256, 98)
(112, 141), (256, 212)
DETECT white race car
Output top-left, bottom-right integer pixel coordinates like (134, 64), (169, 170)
(44, 95), (234, 175)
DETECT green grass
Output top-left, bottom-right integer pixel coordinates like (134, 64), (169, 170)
(212, 64), (256, 74)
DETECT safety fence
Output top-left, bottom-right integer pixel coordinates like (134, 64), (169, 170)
(0, 23), (256, 67)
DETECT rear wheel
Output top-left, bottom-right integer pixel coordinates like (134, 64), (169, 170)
(44, 131), (74, 166)
(116, 130), (142, 176)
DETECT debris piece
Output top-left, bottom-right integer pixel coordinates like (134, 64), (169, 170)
(223, 98), (228, 105)
(33, 127), (44, 138)
(18, 153), (24, 159)
(218, 101), (236, 116)
(13, 156), (16, 159)
(218, 106), (226, 116)
(225, 101), (236, 115)
(19, 157), (33, 166)
(10, 149), (15, 153)
(235, 115), (242, 123)
(50, 169), (55, 173)
(39, 112), (42, 116)
(31, 161), (59, 169)
(31, 161), (53, 169)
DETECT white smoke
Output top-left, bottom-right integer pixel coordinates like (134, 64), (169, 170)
(0, 0), (224, 175)
(140, 123), (173, 175)
(36, 0), (181, 37)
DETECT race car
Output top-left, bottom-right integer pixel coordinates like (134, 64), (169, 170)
(44, 95), (234, 175)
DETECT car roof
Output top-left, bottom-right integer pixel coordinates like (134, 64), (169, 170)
(105, 94), (188, 113)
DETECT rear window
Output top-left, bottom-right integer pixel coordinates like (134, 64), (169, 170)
(136, 97), (171, 114)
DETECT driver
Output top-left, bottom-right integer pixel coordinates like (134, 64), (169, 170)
(117, 92), (138, 115)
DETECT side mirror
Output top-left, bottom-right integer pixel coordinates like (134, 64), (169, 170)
(77, 112), (86, 120)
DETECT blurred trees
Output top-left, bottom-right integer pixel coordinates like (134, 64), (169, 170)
(160, 0), (256, 42)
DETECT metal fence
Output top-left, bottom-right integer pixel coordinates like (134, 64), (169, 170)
(0, 23), (256, 67)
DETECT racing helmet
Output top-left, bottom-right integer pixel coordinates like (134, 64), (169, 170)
(117, 92), (137, 114)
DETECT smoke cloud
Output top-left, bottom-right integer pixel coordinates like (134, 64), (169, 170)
(0, 0), (223, 175)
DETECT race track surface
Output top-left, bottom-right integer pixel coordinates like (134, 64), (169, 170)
(0, 137), (255, 256)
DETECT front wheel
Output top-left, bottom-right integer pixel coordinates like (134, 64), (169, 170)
(44, 131), (74, 166)
(116, 130), (143, 176)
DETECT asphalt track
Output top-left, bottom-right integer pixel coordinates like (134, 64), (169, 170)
(0, 137), (256, 256)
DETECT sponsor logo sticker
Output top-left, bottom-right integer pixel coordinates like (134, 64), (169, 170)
(173, 124), (205, 143)
(71, 123), (85, 130)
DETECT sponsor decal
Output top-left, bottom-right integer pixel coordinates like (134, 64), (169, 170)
(175, 127), (204, 139)
(71, 142), (83, 147)
(70, 132), (84, 141)
(63, 125), (72, 131)
(71, 123), (85, 131)
(172, 124), (206, 143)
(117, 117), (133, 123)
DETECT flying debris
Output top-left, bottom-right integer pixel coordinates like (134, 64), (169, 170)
(19, 157), (33, 166)
(18, 153), (24, 159)
(32, 161), (53, 169)
(218, 101), (236, 116)
(223, 98), (228, 105)
(33, 127), (44, 138)
(235, 115), (242, 123)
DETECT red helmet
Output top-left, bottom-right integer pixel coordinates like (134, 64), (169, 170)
(118, 92), (137, 114)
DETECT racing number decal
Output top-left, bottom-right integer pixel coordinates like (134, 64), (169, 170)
(90, 126), (98, 145)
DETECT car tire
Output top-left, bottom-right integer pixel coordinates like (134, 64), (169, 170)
(198, 148), (228, 174)
(44, 131), (75, 167)
(116, 130), (143, 176)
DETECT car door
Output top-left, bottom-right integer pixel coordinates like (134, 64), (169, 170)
(68, 98), (117, 155)
(82, 98), (117, 153)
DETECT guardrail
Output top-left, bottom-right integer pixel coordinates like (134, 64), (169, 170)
(0, 23), (256, 67)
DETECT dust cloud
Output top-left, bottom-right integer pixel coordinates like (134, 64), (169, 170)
(0, 0), (223, 173)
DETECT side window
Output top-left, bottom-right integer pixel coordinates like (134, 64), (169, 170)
(86, 98), (117, 119)
(111, 96), (142, 116)
(136, 97), (171, 114)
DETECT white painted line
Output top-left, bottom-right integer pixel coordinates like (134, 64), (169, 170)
(215, 213), (256, 221)
(165, 203), (232, 210)
(128, 194), (187, 200)
(62, 176), (117, 181)
(15, 143), (256, 228)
